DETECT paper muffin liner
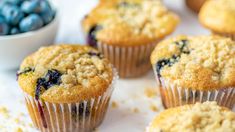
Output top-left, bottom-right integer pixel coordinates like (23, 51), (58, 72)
(153, 68), (235, 109)
(97, 42), (158, 78)
(213, 32), (235, 41)
(23, 70), (118, 132)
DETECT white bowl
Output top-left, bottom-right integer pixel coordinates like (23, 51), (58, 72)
(0, 13), (59, 71)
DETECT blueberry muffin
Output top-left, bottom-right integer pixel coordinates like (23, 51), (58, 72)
(185, 0), (206, 13)
(17, 45), (117, 132)
(151, 35), (235, 109)
(147, 102), (235, 132)
(199, 0), (235, 40)
(82, 0), (179, 78)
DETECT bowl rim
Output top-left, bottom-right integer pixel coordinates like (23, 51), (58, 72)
(0, 12), (59, 40)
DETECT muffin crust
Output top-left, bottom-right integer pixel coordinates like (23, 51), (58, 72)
(151, 35), (235, 90)
(18, 45), (113, 103)
(82, 0), (179, 46)
(199, 0), (235, 33)
(147, 102), (235, 132)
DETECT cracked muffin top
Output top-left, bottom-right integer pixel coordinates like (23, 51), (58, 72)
(18, 45), (113, 103)
(199, 0), (235, 33)
(147, 102), (235, 132)
(151, 35), (235, 90)
(82, 0), (179, 46)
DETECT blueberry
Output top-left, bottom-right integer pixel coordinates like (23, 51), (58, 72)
(40, 9), (55, 25)
(71, 103), (90, 122)
(5, 0), (23, 5)
(175, 39), (190, 54)
(0, 16), (9, 35)
(19, 14), (43, 32)
(10, 27), (19, 35)
(87, 25), (102, 48)
(21, 0), (41, 14)
(17, 67), (34, 79)
(35, 69), (62, 100)
(2, 4), (24, 25)
(39, 0), (52, 13)
(156, 55), (179, 77)
(87, 51), (103, 58)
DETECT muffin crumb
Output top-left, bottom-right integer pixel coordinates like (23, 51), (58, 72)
(144, 87), (158, 98)
(111, 101), (119, 109)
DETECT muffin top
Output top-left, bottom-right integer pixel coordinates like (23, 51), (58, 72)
(82, 0), (179, 46)
(199, 0), (235, 33)
(151, 35), (235, 90)
(18, 45), (114, 103)
(147, 102), (235, 132)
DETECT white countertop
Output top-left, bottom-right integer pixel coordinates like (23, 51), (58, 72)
(0, 0), (212, 131)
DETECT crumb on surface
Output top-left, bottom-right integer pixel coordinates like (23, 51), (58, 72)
(132, 107), (140, 113)
(150, 104), (159, 112)
(0, 106), (10, 118)
(14, 127), (23, 132)
(111, 101), (119, 109)
(144, 87), (158, 98)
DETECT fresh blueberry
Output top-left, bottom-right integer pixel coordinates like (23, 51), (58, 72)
(10, 27), (19, 35)
(40, 9), (55, 25)
(19, 14), (43, 32)
(39, 0), (52, 13)
(0, 16), (9, 35)
(20, 0), (41, 14)
(87, 25), (102, 48)
(2, 4), (24, 25)
(5, 0), (23, 5)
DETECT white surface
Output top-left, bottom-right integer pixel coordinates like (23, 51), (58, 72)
(0, 0), (214, 132)
(0, 13), (59, 70)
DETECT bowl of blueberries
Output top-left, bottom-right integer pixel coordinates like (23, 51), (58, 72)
(0, 0), (59, 70)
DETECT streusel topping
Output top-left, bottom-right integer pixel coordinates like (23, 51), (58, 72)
(18, 45), (113, 103)
(148, 102), (235, 132)
(82, 0), (179, 46)
(151, 35), (235, 90)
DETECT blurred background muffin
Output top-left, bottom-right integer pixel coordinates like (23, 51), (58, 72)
(17, 45), (117, 132)
(185, 0), (206, 13)
(151, 35), (235, 109)
(147, 101), (235, 132)
(199, 0), (235, 40)
(82, 0), (179, 78)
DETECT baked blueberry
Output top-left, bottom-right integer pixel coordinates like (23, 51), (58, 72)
(87, 25), (102, 48)
(156, 55), (179, 77)
(35, 69), (62, 100)
(71, 102), (90, 122)
(17, 67), (34, 79)
(175, 39), (190, 54)
(87, 51), (103, 59)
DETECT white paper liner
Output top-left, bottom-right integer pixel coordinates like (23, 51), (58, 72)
(213, 32), (235, 41)
(97, 42), (158, 78)
(153, 67), (235, 109)
(23, 69), (118, 132)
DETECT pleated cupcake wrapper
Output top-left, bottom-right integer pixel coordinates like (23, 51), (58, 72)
(153, 67), (235, 109)
(23, 70), (118, 132)
(213, 32), (235, 41)
(97, 42), (158, 78)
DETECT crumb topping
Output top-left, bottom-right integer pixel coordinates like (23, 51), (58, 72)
(151, 35), (235, 90)
(148, 102), (235, 132)
(83, 0), (179, 46)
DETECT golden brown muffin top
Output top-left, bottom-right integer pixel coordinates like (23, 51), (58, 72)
(82, 0), (179, 46)
(199, 0), (235, 33)
(147, 101), (235, 132)
(18, 45), (113, 103)
(151, 35), (235, 90)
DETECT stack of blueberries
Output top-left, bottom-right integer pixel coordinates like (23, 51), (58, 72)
(0, 0), (55, 35)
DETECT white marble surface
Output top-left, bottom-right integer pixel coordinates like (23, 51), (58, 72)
(0, 0), (212, 131)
